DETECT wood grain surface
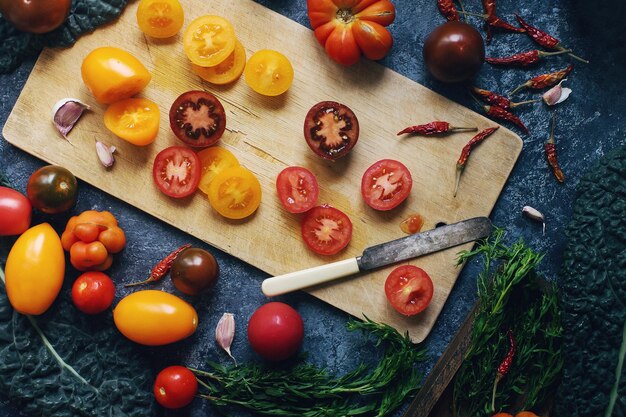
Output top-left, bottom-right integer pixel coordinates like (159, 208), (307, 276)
(2, 0), (522, 342)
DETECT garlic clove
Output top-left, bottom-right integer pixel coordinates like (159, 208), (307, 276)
(215, 313), (236, 362)
(95, 141), (116, 168)
(522, 205), (546, 235)
(542, 80), (571, 106)
(52, 98), (90, 139)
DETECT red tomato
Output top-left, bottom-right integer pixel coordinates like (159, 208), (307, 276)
(361, 159), (412, 211)
(307, 0), (396, 66)
(153, 365), (198, 409)
(247, 302), (304, 361)
(169, 91), (226, 148)
(275, 166), (319, 214)
(384, 265), (434, 316)
(153, 146), (202, 198)
(301, 205), (352, 255)
(71, 271), (116, 314)
(0, 186), (32, 236)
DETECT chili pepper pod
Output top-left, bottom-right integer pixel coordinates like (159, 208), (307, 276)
(125, 244), (192, 287)
(491, 330), (516, 413)
(485, 49), (571, 67)
(472, 87), (539, 110)
(437, 0), (460, 21)
(484, 105), (529, 134)
(509, 65), (573, 95)
(454, 126), (499, 197)
(545, 115), (565, 183)
(397, 121), (477, 136)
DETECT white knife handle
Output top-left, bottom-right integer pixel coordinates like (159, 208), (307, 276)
(261, 258), (360, 296)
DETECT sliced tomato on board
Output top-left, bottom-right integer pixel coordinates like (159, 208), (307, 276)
(361, 159), (412, 211)
(136, 0), (185, 39)
(183, 15), (236, 67)
(384, 265), (434, 316)
(153, 146), (201, 198)
(275, 166), (319, 214)
(104, 98), (160, 146)
(303, 101), (359, 160)
(169, 90), (226, 148)
(197, 147), (240, 195)
(301, 205), (352, 255)
(207, 166), (262, 219)
(244, 49), (294, 96)
(192, 40), (247, 85)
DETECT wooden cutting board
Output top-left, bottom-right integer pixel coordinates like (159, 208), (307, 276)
(2, 0), (522, 342)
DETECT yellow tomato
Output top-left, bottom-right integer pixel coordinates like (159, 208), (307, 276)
(5, 223), (65, 315)
(192, 40), (247, 85)
(183, 15), (236, 67)
(197, 146), (240, 195)
(244, 49), (294, 96)
(136, 0), (185, 39)
(103, 98), (160, 146)
(113, 290), (198, 346)
(208, 165), (262, 219)
(81, 46), (151, 104)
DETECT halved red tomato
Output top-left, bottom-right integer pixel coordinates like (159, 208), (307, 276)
(384, 265), (433, 316)
(303, 101), (359, 160)
(169, 90), (226, 148)
(361, 159), (412, 211)
(276, 166), (319, 214)
(153, 146), (201, 198)
(301, 205), (352, 255)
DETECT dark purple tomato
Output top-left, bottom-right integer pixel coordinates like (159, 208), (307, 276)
(170, 247), (219, 295)
(26, 165), (78, 214)
(423, 21), (485, 83)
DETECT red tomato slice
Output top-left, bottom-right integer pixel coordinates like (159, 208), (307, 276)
(301, 205), (352, 255)
(384, 265), (434, 316)
(361, 159), (412, 211)
(153, 146), (201, 198)
(276, 166), (319, 214)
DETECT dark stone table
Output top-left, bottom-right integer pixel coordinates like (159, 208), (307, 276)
(1, 0), (625, 416)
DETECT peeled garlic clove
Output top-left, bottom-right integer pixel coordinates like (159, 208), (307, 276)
(96, 141), (116, 168)
(542, 80), (572, 106)
(51, 98), (90, 139)
(215, 313), (236, 362)
(522, 205), (546, 235)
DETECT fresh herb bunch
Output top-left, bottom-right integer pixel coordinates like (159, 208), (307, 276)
(452, 229), (563, 417)
(192, 317), (427, 417)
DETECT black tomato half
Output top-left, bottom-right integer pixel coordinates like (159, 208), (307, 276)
(169, 90), (226, 148)
(303, 101), (359, 160)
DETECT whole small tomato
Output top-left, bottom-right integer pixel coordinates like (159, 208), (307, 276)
(0, 0), (71, 33)
(247, 302), (304, 361)
(153, 366), (198, 409)
(170, 247), (219, 296)
(71, 271), (116, 314)
(0, 186), (31, 236)
(27, 165), (77, 214)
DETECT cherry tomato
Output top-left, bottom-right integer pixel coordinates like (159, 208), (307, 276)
(0, 186), (31, 236)
(361, 159), (412, 211)
(247, 302), (304, 361)
(81, 47), (151, 104)
(423, 21), (485, 83)
(207, 166), (262, 219)
(153, 146), (202, 198)
(183, 15), (236, 66)
(5, 223), (65, 315)
(136, 0), (184, 39)
(113, 290), (198, 346)
(0, 0), (71, 34)
(384, 265), (434, 316)
(169, 90), (226, 148)
(192, 40), (247, 85)
(275, 166), (319, 214)
(153, 366), (198, 409)
(301, 205), (352, 255)
(170, 247), (219, 295)
(103, 98), (160, 146)
(71, 271), (116, 314)
(307, 0), (395, 66)
(303, 101), (359, 160)
(26, 165), (77, 214)
(244, 50), (294, 96)
(197, 147), (240, 195)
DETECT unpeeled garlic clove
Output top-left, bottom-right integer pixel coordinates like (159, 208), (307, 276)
(95, 141), (116, 168)
(522, 205), (546, 235)
(542, 80), (572, 106)
(215, 313), (236, 362)
(51, 98), (90, 139)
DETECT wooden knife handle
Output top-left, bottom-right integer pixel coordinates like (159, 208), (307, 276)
(261, 258), (360, 296)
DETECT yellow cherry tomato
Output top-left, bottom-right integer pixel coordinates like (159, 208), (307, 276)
(208, 165), (262, 219)
(5, 223), (65, 315)
(192, 40), (247, 85)
(81, 46), (151, 104)
(244, 49), (294, 96)
(197, 146), (240, 195)
(183, 15), (236, 67)
(103, 98), (160, 146)
(113, 290), (198, 346)
(136, 0), (185, 39)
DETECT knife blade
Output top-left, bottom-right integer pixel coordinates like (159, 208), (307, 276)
(261, 216), (492, 297)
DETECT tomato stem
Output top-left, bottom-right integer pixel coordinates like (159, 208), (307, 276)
(336, 8), (354, 24)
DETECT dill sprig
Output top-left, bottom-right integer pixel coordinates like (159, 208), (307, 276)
(452, 229), (563, 417)
(192, 317), (427, 417)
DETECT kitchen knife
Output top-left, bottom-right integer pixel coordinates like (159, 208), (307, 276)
(261, 216), (492, 296)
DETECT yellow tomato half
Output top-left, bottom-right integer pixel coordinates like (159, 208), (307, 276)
(136, 0), (185, 39)
(81, 46), (151, 104)
(244, 49), (294, 96)
(183, 15), (236, 67)
(192, 40), (247, 85)
(104, 98), (160, 146)
(197, 146), (240, 195)
(5, 223), (65, 315)
(208, 165), (262, 219)
(113, 290), (198, 346)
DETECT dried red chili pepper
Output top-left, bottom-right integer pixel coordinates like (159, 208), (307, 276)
(545, 115), (565, 183)
(486, 14), (525, 36)
(491, 330), (516, 412)
(472, 87), (539, 110)
(437, 0), (459, 21)
(485, 49), (571, 67)
(454, 126), (499, 196)
(510, 65), (573, 95)
(124, 244), (192, 287)
(397, 121), (477, 136)
(483, 105), (529, 134)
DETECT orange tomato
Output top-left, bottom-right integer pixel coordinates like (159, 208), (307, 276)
(244, 50), (294, 96)
(515, 412), (539, 417)
(197, 146), (240, 195)
(5, 223), (65, 315)
(136, 0), (184, 38)
(81, 46), (151, 104)
(183, 15), (236, 67)
(192, 40), (246, 85)
(104, 98), (160, 146)
(113, 290), (198, 346)
(208, 165), (262, 219)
